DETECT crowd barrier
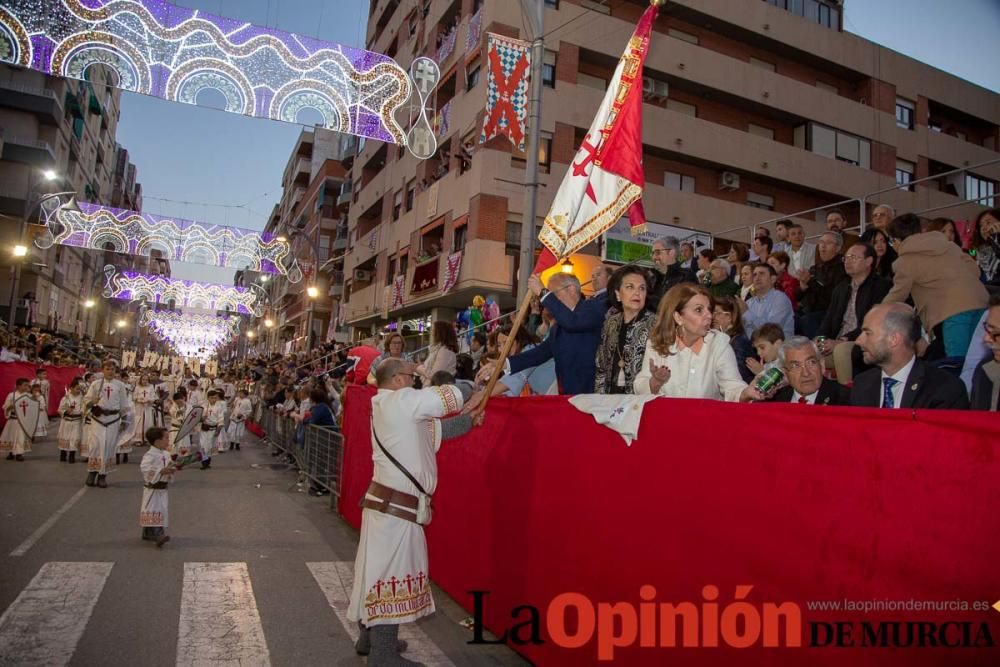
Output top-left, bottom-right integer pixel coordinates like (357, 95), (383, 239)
(257, 408), (342, 501)
(0, 362), (83, 422)
(340, 385), (1000, 666)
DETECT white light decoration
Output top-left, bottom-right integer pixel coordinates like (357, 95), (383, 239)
(140, 310), (238, 359)
(102, 267), (263, 316)
(0, 0), (415, 146)
(37, 198), (300, 281)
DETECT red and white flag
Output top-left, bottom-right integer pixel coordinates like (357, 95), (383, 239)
(534, 3), (659, 273)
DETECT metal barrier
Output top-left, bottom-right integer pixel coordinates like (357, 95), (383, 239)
(256, 407), (343, 502)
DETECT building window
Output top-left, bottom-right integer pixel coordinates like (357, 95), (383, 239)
(668, 28), (699, 45)
(466, 58), (481, 90)
(577, 72), (607, 90)
(664, 172), (695, 193)
(405, 180), (416, 211)
(796, 122), (870, 169)
(748, 123), (775, 140)
(895, 159), (915, 191)
(542, 50), (557, 88)
(749, 57), (775, 72)
(454, 224), (467, 253)
(399, 254), (409, 277)
(511, 132), (552, 173)
(392, 191), (402, 221)
(746, 192), (775, 211)
(387, 258), (396, 285)
(895, 98), (915, 130)
(581, 0), (610, 14)
(966, 174), (997, 206)
(667, 99), (697, 117)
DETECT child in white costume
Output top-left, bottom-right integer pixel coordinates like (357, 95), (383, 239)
(57, 379), (86, 463)
(140, 427), (173, 548)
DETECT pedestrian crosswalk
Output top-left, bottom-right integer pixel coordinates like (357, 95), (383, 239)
(0, 561), (455, 667)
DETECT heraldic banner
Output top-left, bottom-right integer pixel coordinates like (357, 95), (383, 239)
(391, 274), (406, 309)
(480, 33), (531, 151)
(442, 251), (463, 293)
(534, 3), (659, 273)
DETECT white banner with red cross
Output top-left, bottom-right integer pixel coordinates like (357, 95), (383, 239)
(442, 251), (463, 293)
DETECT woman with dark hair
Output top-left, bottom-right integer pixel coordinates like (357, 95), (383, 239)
(713, 296), (756, 384)
(307, 388), (336, 427)
(416, 320), (458, 383)
(970, 208), (1000, 286)
(859, 227), (897, 281)
(594, 265), (655, 394)
(928, 217), (963, 249)
(726, 242), (750, 266)
(635, 284), (762, 402)
(696, 248), (716, 277)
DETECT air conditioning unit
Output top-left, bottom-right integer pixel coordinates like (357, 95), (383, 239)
(719, 171), (741, 191)
(353, 269), (372, 282)
(642, 77), (669, 101)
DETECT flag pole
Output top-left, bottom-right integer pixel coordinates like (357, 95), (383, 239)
(516, 0), (545, 305)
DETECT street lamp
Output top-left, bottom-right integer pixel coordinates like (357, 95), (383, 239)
(83, 299), (95, 308)
(306, 285), (319, 298)
(246, 330), (256, 339)
(116, 318), (127, 329)
(12, 245), (27, 258)
(560, 258), (575, 274)
(42, 169), (58, 182)
(264, 318), (274, 328)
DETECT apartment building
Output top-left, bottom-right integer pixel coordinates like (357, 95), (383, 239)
(255, 128), (352, 353)
(0, 62), (156, 344)
(341, 0), (998, 338)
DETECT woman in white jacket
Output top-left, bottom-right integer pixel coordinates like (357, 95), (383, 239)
(416, 320), (458, 384)
(635, 284), (764, 402)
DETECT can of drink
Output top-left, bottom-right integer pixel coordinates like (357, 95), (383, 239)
(755, 366), (784, 393)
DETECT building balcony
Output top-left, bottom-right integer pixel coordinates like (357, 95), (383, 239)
(0, 81), (63, 125)
(346, 282), (383, 323)
(0, 135), (56, 167)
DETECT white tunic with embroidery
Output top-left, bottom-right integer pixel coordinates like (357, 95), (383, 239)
(57, 393), (85, 451)
(347, 384), (462, 627)
(84, 378), (132, 474)
(139, 447), (171, 528)
(0, 391), (38, 455)
(202, 402), (226, 453)
(228, 397), (252, 440)
(131, 385), (158, 444)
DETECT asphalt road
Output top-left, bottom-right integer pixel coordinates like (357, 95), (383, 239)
(0, 431), (526, 667)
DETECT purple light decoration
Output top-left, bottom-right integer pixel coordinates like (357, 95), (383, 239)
(53, 201), (290, 275)
(1, 0), (412, 144)
(104, 270), (262, 316)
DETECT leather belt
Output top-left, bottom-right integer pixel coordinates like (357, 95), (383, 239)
(144, 482), (169, 490)
(359, 480), (419, 523)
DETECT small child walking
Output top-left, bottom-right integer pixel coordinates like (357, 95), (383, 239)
(140, 427), (174, 547)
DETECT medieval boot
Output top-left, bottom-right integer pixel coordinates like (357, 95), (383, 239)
(96, 475), (107, 488)
(142, 527), (154, 541)
(201, 458), (211, 470)
(68, 451), (76, 464)
(122, 453), (129, 464)
(369, 625), (421, 666)
(154, 528), (170, 547)
(14, 454), (24, 461)
(115, 453), (121, 466)
(6, 453), (13, 460)
(85, 472), (97, 487)
(60, 450), (68, 462)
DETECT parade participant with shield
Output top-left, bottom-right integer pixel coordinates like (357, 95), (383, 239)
(83, 360), (133, 488)
(1, 379), (40, 461)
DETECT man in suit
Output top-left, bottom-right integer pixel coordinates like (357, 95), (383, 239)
(816, 242), (892, 383)
(766, 336), (850, 405)
(851, 303), (969, 410)
(970, 292), (1000, 411)
(482, 272), (606, 394)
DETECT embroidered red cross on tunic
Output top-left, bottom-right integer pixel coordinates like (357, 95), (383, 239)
(105, 386), (113, 400)
(484, 47), (530, 148)
(572, 133), (601, 204)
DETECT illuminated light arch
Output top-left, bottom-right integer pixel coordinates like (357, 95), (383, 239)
(4, 0), (415, 147)
(134, 236), (174, 258)
(224, 250), (259, 271)
(166, 58), (255, 116)
(180, 241), (220, 266)
(0, 7), (32, 67)
(269, 79), (349, 133)
(51, 32), (151, 94)
(103, 270), (262, 316)
(91, 231), (129, 254)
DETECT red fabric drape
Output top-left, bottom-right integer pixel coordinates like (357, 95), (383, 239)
(0, 362), (84, 420)
(340, 386), (1000, 665)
